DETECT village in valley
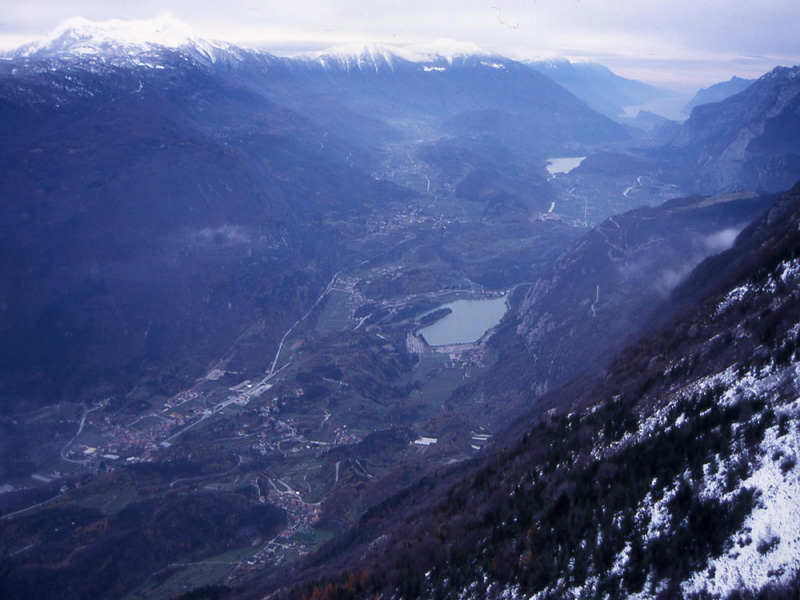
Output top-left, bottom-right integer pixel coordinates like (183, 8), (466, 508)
(0, 146), (571, 597)
(1, 226), (505, 593)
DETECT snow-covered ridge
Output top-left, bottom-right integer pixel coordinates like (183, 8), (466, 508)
(311, 42), (403, 72)
(11, 15), (236, 64)
(306, 39), (493, 72)
(7, 18), (500, 74)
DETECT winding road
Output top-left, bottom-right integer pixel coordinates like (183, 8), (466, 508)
(60, 404), (90, 464)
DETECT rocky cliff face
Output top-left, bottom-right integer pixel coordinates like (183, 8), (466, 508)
(512, 190), (775, 399)
(671, 66), (800, 193)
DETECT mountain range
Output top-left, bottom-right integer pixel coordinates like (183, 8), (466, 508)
(0, 21), (631, 412)
(683, 76), (756, 115)
(526, 58), (673, 119)
(2, 17), (800, 600)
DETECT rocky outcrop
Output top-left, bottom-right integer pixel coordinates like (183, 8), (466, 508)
(671, 66), (800, 193)
(514, 191), (776, 399)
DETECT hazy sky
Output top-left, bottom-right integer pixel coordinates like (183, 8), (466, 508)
(2, 0), (798, 89)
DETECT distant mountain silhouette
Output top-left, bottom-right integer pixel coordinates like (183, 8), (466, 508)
(682, 75), (755, 115)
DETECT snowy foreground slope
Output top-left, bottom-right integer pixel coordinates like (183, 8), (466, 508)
(273, 185), (800, 600)
(523, 190), (800, 600)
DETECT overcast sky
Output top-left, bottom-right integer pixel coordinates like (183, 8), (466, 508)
(2, 0), (798, 89)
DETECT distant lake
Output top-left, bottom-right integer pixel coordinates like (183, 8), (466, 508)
(546, 157), (586, 176)
(418, 296), (508, 346)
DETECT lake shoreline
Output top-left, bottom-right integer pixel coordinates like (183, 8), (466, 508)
(417, 294), (509, 346)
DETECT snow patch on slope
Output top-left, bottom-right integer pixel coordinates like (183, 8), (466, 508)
(313, 42), (401, 72)
(684, 400), (800, 596)
(309, 38), (490, 70)
(715, 258), (800, 317)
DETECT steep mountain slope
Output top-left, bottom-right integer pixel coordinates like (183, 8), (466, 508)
(286, 49), (625, 144)
(527, 58), (672, 119)
(0, 32), (410, 411)
(509, 190), (775, 399)
(670, 66), (800, 193)
(273, 182), (800, 600)
(683, 76), (755, 115)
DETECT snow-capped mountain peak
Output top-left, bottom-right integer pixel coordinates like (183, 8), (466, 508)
(312, 42), (405, 72)
(12, 15), (233, 63)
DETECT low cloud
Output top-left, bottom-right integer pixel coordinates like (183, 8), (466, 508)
(654, 226), (743, 296)
(194, 224), (251, 245)
(702, 227), (740, 254)
(654, 263), (696, 297)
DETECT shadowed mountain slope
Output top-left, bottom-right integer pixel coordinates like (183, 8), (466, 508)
(261, 182), (800, 599)
(670, 66), (800, 193)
